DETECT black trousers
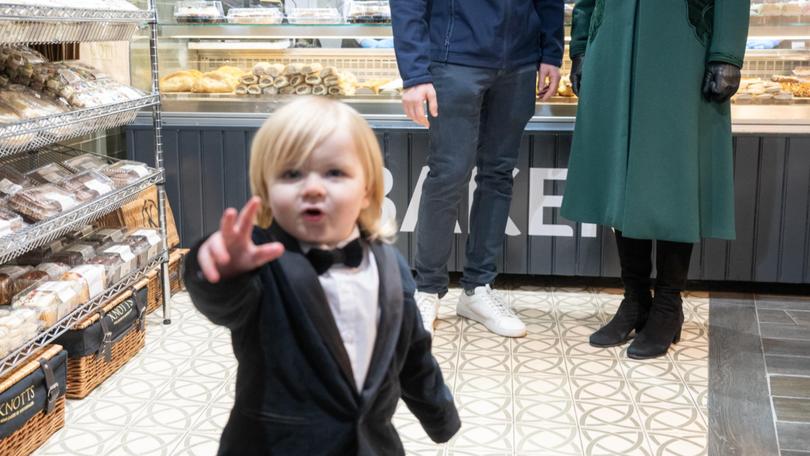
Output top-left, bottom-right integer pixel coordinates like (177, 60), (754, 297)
(615, 231), (694, 296)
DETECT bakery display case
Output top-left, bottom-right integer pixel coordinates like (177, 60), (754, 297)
(0, 0), (173, 379)
(139, 0), (810, 132)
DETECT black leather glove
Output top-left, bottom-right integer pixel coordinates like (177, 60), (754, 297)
(571, 54), (585, 96)
(702, 62), (741, 103)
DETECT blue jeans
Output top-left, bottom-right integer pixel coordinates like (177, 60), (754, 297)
(415, 62), (537, 295)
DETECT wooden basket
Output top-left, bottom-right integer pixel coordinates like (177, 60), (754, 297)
(96, 185), (180, 248)
(65, 291), (146, 400)
(0, 345), (66, 456)
(145, 248), (187, 315)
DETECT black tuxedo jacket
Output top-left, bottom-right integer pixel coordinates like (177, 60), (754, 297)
(184, 225), (460, 455)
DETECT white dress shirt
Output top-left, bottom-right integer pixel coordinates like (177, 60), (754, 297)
(300, 228), (380, 392)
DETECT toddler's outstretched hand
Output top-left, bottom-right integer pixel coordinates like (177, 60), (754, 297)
(198, 197), (285, 283)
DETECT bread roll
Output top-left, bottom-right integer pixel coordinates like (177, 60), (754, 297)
(289, 75), (304, 87)
(273, 76), (289, 88)
(328, 86), (341, 96)
(312, 84), (327, 96)
(235, 84), (248, 95)
(284, 63), (304, 75)
(296, 84), (313, 95)
(305, 74), (322, 85)
(266, 63), (285, 78)
(320, 66), (339, 78)
(215, 65), (244, 78)
(192, 71), (238, 93)
(159, 70), (202, 92)
(262, 86), (278, 95)
(302, 63), (323, 74)
(247, 85), (261, 95)
(258, 76), (274, 88)
(252, 62), (272, 76)
(240, 74), (258, 85)
(279, 86), (296, 95)
(323, 75), (340, 87)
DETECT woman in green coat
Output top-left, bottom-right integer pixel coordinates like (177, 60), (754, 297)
(561, 0), (750, 359)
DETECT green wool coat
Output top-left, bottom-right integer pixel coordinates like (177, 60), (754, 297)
(560, 0), (750, 243)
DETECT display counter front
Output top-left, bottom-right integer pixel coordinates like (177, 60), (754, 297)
(127, 2), (810, 284)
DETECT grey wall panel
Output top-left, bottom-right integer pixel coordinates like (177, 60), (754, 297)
(553, 135), (576, 276)
(528, 134), (556, 275)
(727, 137), (760, 282)
(754, 137), (787, 282)
(127, 122), (810, 284)
(780, 138), (810, 283)
(200, 131), (226, 237)
(222, 130), (250, 211)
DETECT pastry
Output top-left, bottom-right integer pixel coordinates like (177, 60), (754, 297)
(262, 86), (278, 95)
(296, 85), (313, 95)
(302, 63), (323, 74)
(258, 76), (274, 88)
(279, 86), (296, 95)
(323, 75), (340, 87)
(252, 62), (272, 76)
(289, 75), (305, 87)
(159, 70), (202, 93)
(247, 85), (261, 95)
(266, 63), (286, 78)
(305, 74), (322, 85)
(240, 74), (258, 85)
(62, 153), (110, 173)
(58, 170), (115, 203)
(192, 71), (239, 93)
(312, 84), (327, 96)
(235, 84), (248, 95)
(284, 63), (305, 75)
(9, 184), (80, 221)
(320, 66), (339, 78)
(273, 76), (290, 88)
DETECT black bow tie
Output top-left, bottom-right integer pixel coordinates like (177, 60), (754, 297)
(305, 238), (364, 275)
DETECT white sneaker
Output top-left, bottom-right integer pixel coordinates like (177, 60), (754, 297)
(415, 291), (440, 337)
(457, 285), (527, 337)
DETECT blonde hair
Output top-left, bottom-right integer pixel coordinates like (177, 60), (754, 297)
(249, 97), (394, 240)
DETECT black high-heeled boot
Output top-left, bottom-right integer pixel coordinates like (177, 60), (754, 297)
(590, 231), (653, 347)
(627, 239), (693, 360)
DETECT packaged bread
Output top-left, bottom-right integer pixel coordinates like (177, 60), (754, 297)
(120, 236), (151, 268)
(48, 242), (96, 266)
(84, 227), (127, 247)
(62, 153), (110, 173)
(84, 254), (123, 287)
(99, 243), (138, 279)
(129, 229), (162, 261)
(0, 167), (31, 197)
(0, 308), (41, 356)
(101, 160), (153, 188)
(62, 264), (106, 299)
(13, 270), (49, 296)
(26, 163), (73, 184)
(159, 70), (202, 93)
(8, 184), (81, 221)
(35, 262), (71, 280)
(15, 242), (64, 266)
(0, 265), (33, 305)
(14, 279), (88, 326)
(0, 84), (67, 119)
(64, 225), (95, 244)
(0, 208), (25, 237)
(58, 170), (115, 203)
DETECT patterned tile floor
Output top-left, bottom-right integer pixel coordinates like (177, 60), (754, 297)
(34, 286), (709, 456)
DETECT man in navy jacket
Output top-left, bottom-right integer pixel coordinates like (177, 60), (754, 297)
(391, 0), (565, 337)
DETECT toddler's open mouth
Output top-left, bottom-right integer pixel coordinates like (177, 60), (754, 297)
(302, 207), (325, 222)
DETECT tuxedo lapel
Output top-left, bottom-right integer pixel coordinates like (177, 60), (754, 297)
(361, 243), (404, 405)
(267, 225), (358, 394)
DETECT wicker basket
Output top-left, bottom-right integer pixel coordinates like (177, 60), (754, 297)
(63, 291), (146, 400)
(145, 248), (187, 315)
(0, 345), (66, 456)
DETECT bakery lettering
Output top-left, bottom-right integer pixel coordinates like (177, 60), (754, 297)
(392, 166), (598, 238)
(0, 385), (35, 424)
(108, 299), (135, 325)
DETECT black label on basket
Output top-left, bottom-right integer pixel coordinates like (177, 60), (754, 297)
(0, 350), (66, 439)
(108, 298), (136, 326)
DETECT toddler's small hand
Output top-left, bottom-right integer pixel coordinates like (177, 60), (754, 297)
(198, 197), (285, 283)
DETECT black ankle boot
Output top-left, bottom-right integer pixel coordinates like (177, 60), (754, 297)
(626, 291), (683, 359)
(590, 290), (652, 347)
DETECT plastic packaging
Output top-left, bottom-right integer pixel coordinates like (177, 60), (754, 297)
(62, 153), (111, 173)
(58, 170), (115, 203)
(174, 1), (226, 23)
(286, 7), (342, 24)
(101, 160), (153, 188)
(227, 7), (284, 24)
(347, 1), (391, 23)
(8, 184), (81, 221)
(26, 163), (74, 184)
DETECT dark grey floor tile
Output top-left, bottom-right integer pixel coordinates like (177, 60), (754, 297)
(777, 421), (810, 451)
(763, 338), (810, 358)
(757, 295), (810, 312)
(760, 324), (810, 341)
(767, 356), (810, 376)
(709, 295), (779, 455)
(781, 451), (810, 456)
(771, 376), (810, 399)
(759, 309), (799, 325)
(773, 397), (810, 422)
(788, 311), (810, 327)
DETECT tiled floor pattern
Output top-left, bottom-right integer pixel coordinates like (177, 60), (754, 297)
(34, 287), (709, 456)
